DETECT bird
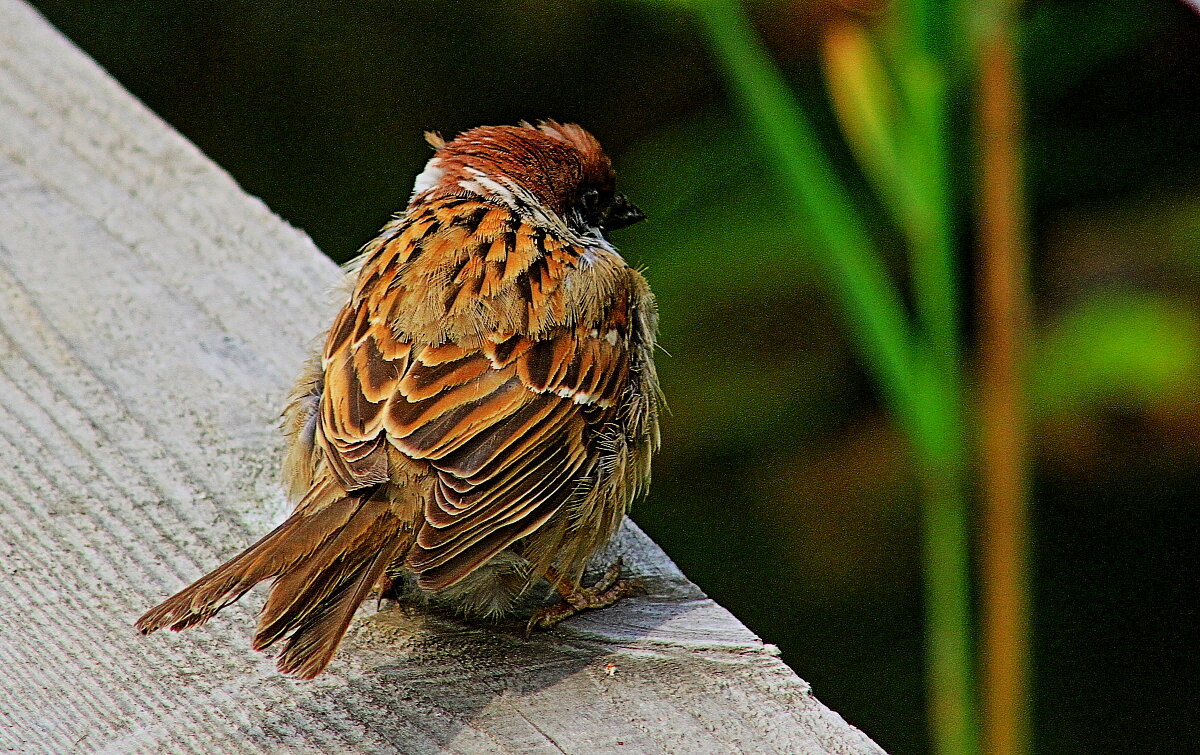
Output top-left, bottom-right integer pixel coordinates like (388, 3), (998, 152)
(135, 121), (661, 679)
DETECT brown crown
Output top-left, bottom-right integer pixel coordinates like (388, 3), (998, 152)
(418, 122), (616, 217)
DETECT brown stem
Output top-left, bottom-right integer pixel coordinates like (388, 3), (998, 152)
(977, 13), (1033, 755)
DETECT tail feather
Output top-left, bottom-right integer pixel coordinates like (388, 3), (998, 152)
(135, 509), (348, 634)
(274, 541), (402, 679)
(253, 497), (399, 650)
(136, 481), (406, 678)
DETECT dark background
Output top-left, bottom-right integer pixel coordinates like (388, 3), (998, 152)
(29, 1), (1200, 751)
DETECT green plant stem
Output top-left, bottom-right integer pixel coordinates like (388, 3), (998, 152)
(912, 336), (975, 755)
(689, 2), (977, 753)
(905, 71), (962, 377)
(892, 27), (976, 755)
(919, 438), (977, 755)
(887, 0), (965, 401)
(689, 0), (920, 428)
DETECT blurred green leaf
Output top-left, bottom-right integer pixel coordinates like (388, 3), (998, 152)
(1033, 292), (1200, 415)
(821, 22), (915, 239)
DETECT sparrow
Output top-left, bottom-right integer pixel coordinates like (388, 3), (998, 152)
(136, 122), (661, 679)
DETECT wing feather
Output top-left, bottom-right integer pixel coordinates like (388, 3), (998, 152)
(315, 205), (642, 591)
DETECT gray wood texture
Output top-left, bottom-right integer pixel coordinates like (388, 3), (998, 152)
(0, 2), (887, 752)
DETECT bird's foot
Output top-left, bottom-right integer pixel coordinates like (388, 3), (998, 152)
(525, 558), (641, 636)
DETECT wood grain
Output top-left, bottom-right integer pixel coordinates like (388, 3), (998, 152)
(0, 2), (887, 752)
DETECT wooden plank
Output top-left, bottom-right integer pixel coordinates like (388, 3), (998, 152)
(0, 1), (887, 752)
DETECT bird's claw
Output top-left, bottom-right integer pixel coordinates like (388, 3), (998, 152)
(525, 558), (642, 637)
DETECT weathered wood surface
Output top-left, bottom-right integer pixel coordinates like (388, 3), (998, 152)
(0, 2), (887, 752)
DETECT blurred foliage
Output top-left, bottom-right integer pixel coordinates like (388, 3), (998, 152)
(28, 0), (1200, 752)
(1033, 291), (1200, 415)
(685, 3), (975, 750)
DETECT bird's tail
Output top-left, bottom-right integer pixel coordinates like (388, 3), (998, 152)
(136, 480), (406, 679)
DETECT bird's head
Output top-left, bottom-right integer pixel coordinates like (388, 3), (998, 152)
(410, 121), (645, 238)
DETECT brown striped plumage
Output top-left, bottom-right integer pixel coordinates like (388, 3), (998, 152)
(136, 122), (660, 679)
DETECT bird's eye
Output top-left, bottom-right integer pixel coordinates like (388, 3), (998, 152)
(581, 189), (601, 214)
(579, 188), (607, 230)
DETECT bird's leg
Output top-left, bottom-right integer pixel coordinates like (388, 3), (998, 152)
(526, 557), (641, 635)
(373, 572), (399, 611)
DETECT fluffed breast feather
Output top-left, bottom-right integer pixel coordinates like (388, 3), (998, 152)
(286, 196), (660, 593)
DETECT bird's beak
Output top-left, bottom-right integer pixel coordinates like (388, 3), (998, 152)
(601, 193), (646, 232)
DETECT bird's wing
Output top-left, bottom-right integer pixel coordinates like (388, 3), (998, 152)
(316, 222), (637, 591)
(392, 323), (630, 589)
